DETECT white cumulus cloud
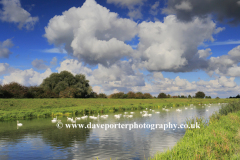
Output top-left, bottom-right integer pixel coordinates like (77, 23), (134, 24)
(0, 0), (38, 30)
(44, 0), (137, 66)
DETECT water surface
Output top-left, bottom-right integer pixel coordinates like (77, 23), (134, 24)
(0, 104), (223, 160)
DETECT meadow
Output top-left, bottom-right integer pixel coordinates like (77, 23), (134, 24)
(0, 98), (238, 121)
(150, 100), (240, 160)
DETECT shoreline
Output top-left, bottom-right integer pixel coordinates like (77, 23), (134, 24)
(0, 98), (237, 121)
(150, 100), (240, 159)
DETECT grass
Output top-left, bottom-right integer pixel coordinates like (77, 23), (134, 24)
(0, 98), (237, 121)
(149, 100), (240, 160)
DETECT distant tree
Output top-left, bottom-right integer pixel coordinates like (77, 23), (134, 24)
(216, 97), (220, 99)
(1, 82), (29, 98)
(180, 95), (185, 98)
(178, 95), (180, 98)
(167, 94), (171, 98)
(158, 92), (167, 98)
(143, 93), (153, 99)
(98, 93), (107, 98)
(236, 94), (240, 98)
(205, 96), (211, 99)
(59, 87), (77, 98)
(188, 95), (192, 98)
(109, 92), (125, 98)
(40, 71), (92, 98)
(127, 91), (136, 99)
(135, 92), (143, 99)
(195, 91), (205, 98)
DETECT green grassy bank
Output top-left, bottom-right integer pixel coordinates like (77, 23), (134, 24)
(0, 98), (237, 121)
(150, 100), (240, 160)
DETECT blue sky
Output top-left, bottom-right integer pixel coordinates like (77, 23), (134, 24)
(0, 0), (240, 98)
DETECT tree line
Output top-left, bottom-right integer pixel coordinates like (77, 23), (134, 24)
(0, 71), (214, 99)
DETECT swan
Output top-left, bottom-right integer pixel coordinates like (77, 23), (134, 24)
(17, 121), (22, 126)
(165, 109), (170, 111)
(67, 117), (72, 121)
(101, 115), (108, 119)
(176, 109), (182, 112)
(130, 112), (134, 114)
(76, 117), (81, 120)
(155, 112), (160, 114)
(206, 109), (209, 111)
(114, 114), (121, 119)
(185, 107), (188, 109)
(152, 110), (155, 112)
(51, 119), (57, 123)
(89, 115), (98, 120)
(71, 118), (77, 123)
(124, 112), (128, 114)
(142, 114), (148, 117)
(53, 116), (57, 120)
(81, 114), (88, 119)
(140, 112), (142, 114)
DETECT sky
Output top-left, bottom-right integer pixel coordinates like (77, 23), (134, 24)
(0, 0), (240, 98)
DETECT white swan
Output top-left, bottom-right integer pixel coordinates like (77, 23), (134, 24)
(81, 114), (88, 119)
(17, 121), (22, 126)
(67, 117), (72, 121)
(51, 116), (58, 123)
(176, 109), (182, 112)
(71, 118), (77, 123)
(114, 114), (121, 119)
(76, 117), (81, 120)
(89, 115), (98, 120)
(155, 112), (160, 114)
(130, 112), (134, 114)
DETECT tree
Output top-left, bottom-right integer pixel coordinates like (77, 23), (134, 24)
(143, 93), (153, 99)
(98, 93), (107, 98)
(59, 87), (77, 98)
(1, 82), (29, 98)
(40, 71), (92, 98)
(127, 91), (136, 98)
(135, 92), (143, 99)
(195, 91), (205, 98)
(158, 92), (167, 98)
(188, 95), (192, 98)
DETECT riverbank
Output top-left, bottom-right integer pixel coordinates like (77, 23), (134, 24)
(150, 100), (240, 159)
(0, 98), (237, 121)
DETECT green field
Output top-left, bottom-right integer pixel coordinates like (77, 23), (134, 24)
(0, 98), (238, 121)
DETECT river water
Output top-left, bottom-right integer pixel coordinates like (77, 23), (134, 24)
(0, 104), (223, 160)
